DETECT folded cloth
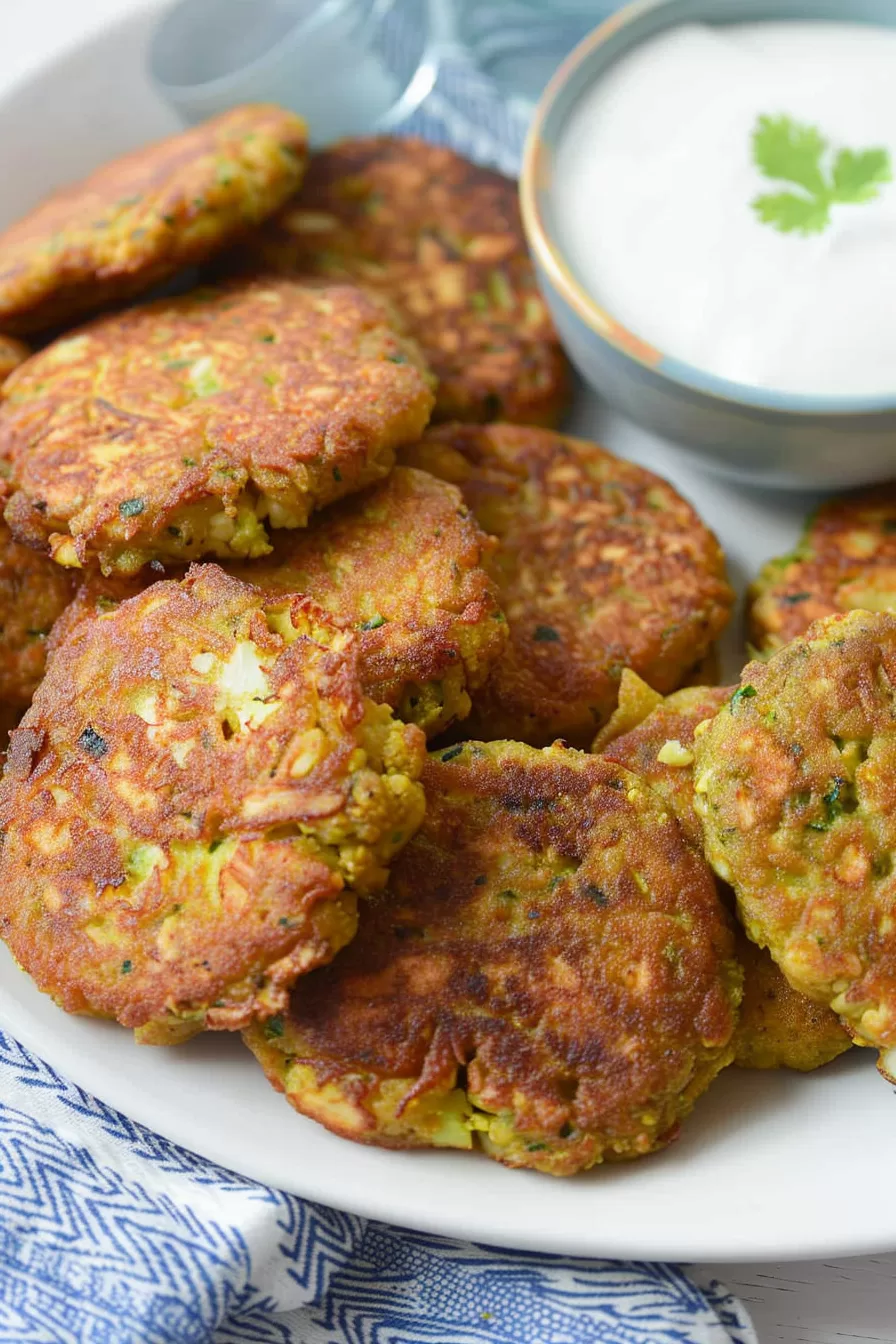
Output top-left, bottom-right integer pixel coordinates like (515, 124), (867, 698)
(0, 7), (757, 1342)
(0, 1033), (755, 1344)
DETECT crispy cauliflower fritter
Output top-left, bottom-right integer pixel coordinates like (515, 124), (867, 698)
(245, 741), (740, 1175)
(403, 424), (734, 747)
(0, 565), (426, 1044)
(695, 611), (896, 1063)
(0, 104), (309, 334)
(231, 136), (570, 426)
(229, 466), (507, 737)
(595, 671), (851, 1072)
(1, 278), (434, 575)
(750, 486), (896, 654)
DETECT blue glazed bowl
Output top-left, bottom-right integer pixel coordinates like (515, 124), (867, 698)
(520, 0), (896, 490)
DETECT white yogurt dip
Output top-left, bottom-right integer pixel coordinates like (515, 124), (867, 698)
(554, 22), (896, 397)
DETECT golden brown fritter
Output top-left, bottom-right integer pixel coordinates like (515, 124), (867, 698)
(732, 929), (852, 1072)
(244, 741), (740, 1175)
(50, 468), (506, 738)
(1, 278), (434, 575)
(228, 466), (507, 737)
(0, 515), (75, 711)
(695, 610), (896, 1059)
(402, 424), (734, 748)
(0, 104), (309, 335)
(0, 565), (426, 1045)
(750, 487), (896, 653)
(593, 673), (851, 1072)
(596, 674), (732, 848)
(44, 573), (145, 660)
(0, 336), (28, 384)
(232, 136), (570, 426)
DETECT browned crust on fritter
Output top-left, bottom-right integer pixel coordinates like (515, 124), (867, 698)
(599, 683), (733, 848)
(1, 278), (434, 574)
(594, 678), (852, 1072)
(0, 565), (426, 1042)
(694, 610), (896, 1052)
(0, 515), (76, 708)
(749, 486), (896, 653)
(0, 105), (309, 334)
(229, 136), (571, 426)
(50, 467), (507, 738)
(246, 741), (740, 1175)
(45, 573), (150, 660)
(732, 929), (851, 1072)
(402, 424), (734, 747)
(228, 466), (507, 736)
(0, 335), (29, 384)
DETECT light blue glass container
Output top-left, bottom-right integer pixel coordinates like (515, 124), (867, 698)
(455, 1), (622, 110)
(148, 0), (439, 144)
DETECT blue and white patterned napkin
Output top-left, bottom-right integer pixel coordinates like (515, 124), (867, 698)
(0, 1033), (756, 1344)
(0, 6), (758, 1342)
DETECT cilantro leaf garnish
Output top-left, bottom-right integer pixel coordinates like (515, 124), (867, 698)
(753, 115), (828, 196)
(752, 114), (892, 236)
(753, 190), (830, 237)
(831, 147), (892, 202)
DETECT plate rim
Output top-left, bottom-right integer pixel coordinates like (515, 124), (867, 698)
(1, 0), (895, 1267)
(2, 949), (893, 1264)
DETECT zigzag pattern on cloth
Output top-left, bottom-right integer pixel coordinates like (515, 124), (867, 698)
(0, 1031), (363, 1342)
(311, 1226), (756, 1344)
(0, 1032), (253, 1186)
(0, 1029), (755, 1344)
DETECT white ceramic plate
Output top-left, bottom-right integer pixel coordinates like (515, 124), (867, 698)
(1, 3), (895, 1266)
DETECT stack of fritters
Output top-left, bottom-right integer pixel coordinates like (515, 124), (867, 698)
(596, 671), (852, 1073)
(0, 109), (446, 1050)
(0, 568), (427, 1045)
(223, 136), (570, 427)
(3, 104), (887, 1182)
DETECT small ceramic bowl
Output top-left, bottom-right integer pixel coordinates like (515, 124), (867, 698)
(520, 0), (896, 491)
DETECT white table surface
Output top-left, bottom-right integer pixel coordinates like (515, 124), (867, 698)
(3, 1), (896, 1338)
